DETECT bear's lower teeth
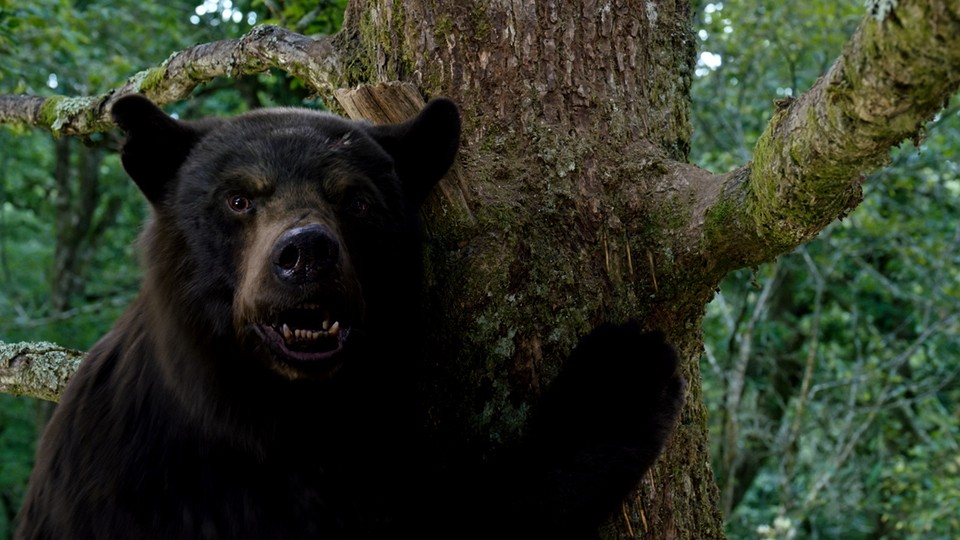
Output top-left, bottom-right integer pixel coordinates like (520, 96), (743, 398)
(280, 322), (340, 342)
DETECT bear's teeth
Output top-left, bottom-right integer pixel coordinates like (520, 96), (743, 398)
(279, 323), (338, 342)
(296, 329), (315, 340)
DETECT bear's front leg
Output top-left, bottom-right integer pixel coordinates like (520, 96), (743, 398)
(464, 320), (686, 540)
(532, 320), (686, 461)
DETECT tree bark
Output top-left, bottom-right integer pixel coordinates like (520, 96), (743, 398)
(2, 0), (960, 538)
(0, 342), (84, 402)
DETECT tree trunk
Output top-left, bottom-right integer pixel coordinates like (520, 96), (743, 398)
(333, 1), (724, 537)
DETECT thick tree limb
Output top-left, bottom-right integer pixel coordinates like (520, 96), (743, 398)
(702, 0), (960, 271)
(0, 25), (341, 136)
(0, 341), (84, 402)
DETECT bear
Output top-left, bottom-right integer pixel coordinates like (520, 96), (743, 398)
(16, 94), (685, 539)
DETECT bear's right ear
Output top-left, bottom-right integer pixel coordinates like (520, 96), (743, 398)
(111, 95), (212, 205)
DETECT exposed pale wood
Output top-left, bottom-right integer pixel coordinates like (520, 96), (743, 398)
(334, 82), (427, 123)
(335, 82), (474, 224)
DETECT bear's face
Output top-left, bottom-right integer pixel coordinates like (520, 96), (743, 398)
(111, 95), (460, 381)
(178, 113), (401, 380)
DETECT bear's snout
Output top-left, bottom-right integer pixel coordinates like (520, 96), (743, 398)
(271, 224), (340, 285)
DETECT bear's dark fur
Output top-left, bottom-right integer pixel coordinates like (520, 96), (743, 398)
(16, 95), (685, 539)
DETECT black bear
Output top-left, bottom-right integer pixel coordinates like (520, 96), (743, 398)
(16, 94), (685, 539)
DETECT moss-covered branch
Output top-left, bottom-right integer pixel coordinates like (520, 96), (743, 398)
(0, 25), (341, 136)
(703, 0), (960, 270)
(0, 341), (84, 402)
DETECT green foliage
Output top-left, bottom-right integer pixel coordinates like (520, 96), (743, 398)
(695, 1), (960, 538)
(251, 0), (346, 36)
(0, 396), (38, 539)
(0, 129), (142, 350)
(0, 0), (203, 94)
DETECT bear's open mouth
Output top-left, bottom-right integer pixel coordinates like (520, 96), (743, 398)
(256, 303), (350, 364)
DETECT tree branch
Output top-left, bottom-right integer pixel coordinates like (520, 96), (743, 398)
(0, 341), (84, 402)
(703, 0), (960, 271)
(0, 25), (342, 136)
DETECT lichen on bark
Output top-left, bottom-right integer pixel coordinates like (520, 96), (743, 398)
(0, 341), (84, 402)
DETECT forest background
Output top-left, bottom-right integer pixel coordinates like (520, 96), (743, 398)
(0, 0), (957, 538)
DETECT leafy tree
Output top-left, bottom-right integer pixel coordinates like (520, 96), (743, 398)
(1, 0), (958, 538)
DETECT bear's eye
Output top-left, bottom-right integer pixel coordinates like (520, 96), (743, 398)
(350, 197), (369, 216)
(227, 195), (253, 213)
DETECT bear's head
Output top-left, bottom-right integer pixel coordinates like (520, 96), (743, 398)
(111, 95), (460, 381)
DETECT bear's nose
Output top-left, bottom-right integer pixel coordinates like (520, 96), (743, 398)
(271, 224), (340, 284)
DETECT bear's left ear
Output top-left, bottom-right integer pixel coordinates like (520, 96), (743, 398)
(111, 94), (218, 205)
(366, 98), (461, 208)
